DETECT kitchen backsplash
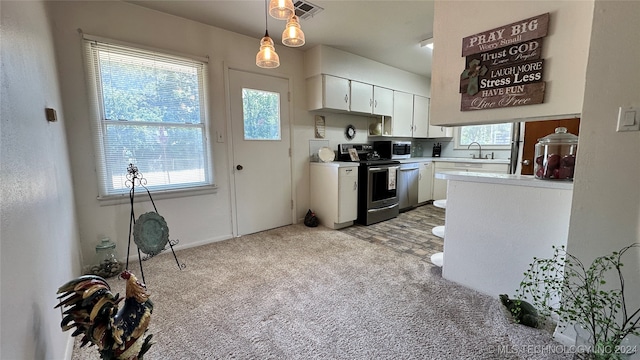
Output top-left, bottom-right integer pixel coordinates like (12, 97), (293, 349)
(308, 112), (511, 160)
(413, 138), (511, 159)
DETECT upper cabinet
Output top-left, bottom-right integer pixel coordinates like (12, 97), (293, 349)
(350, 81), (393, 116)
(304, 45), (451, 139)
(392, 91), (414, 137)
(307, 74), (350, 111)
(373, 86), (393, 116)
(413, 95), (430, 138)
(304, 45), (430, 113)
(349, 80), (372, 113)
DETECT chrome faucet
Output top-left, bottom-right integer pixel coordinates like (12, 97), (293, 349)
(468, 142), (482, 159)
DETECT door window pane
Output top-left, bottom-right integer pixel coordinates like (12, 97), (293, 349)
(242, 88), (281, 140)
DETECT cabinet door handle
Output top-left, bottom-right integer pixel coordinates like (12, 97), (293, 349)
(344, 94), (349, 103)
(374, 100), (378, 108)
(353, 181), (357, 190)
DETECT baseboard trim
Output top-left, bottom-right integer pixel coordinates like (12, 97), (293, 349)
(124, 234), (233, 265)
(64, 333), (74, 360)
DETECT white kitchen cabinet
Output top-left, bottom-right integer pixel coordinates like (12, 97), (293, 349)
(350, 81), (393, 116)
(373, 86), (393, 116)
(350, 80), (373, 113)
(413, 95), (430, 138)
(307, 74), (350, 111)
(392, 91), (414, 137)
(308, 75), (394, 117)
(310, 163), (358, 229)
(433, 161), (509, 200)
(418, 161), (434, 203)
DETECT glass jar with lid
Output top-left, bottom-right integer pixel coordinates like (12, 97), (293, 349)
(90, 236), (123, 278)
(534, 127), (578, 180)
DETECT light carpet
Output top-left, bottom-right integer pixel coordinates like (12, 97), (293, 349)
(71, 224), (571, 359)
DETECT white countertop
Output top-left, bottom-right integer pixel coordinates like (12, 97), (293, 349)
(311, 157), (510, 166)
(435, 170), (574, 190)
(310, 161), (359, 168)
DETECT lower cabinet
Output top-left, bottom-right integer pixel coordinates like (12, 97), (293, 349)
(433, 161), (509, 200)
(310, 163), (359, 229)
(418, 161), (434, 203)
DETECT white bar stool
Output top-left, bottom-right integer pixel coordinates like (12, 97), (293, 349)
(431, 199), (447, 267)
(433, 199), (447, 209)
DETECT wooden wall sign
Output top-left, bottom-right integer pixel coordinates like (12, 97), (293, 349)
(461, 82), (546, 111)
(460, 59), (545, 94)
(465, 38), (544, 69)
(462, 13), (549, 57)
(460, 13), (549, 112)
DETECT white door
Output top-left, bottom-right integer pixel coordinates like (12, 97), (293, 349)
(228, 69), (292, 236)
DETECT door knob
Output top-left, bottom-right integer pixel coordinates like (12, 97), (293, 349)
(236, 165), (243, 170)
(521, 159), (531, 166)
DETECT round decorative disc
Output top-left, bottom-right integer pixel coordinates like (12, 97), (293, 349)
(345, 124), (356, 140)
(133, 212), (169, 256)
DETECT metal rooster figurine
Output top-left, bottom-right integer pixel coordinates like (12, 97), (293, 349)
(56, 270), (154, 360)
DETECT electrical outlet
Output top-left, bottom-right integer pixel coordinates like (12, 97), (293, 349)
(616, 106), (639, 132)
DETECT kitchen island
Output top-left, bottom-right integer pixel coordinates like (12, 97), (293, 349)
(435, 171), (573, 297)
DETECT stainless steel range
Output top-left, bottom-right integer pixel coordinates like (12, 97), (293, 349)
(338, 144), (400, 225)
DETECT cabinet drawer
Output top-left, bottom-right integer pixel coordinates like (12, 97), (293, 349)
(339, 167), (357, 178)
(454, 162), (482, 169)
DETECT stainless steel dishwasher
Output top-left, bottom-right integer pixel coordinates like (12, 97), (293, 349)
(398, 162), (419, 211)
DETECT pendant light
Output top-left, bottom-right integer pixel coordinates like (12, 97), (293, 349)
(256, 0), (280, 68)
(268, 0), (294, 21)
(282, 14), (305, 47)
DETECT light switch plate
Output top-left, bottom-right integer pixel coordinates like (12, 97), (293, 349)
(616, 106), (640, 132)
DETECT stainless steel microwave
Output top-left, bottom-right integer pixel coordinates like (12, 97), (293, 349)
(373, 140), (412, 159)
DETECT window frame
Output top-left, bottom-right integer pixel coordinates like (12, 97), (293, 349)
(454, 123), (514, 150)
(82, 35), (215, 201)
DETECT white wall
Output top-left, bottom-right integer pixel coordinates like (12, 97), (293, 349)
(433, 0), (640, 347)
(442, 180), (573, 297)
(563, 0), (640, 342)
(430, 1), (593, 126)
(0, 1), (82, 359)
(46, 1), (313, 263)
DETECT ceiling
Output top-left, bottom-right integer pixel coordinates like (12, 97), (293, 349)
(127, 0), (435, 77)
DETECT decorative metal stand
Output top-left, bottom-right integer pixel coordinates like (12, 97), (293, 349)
(125, 164), (185, 284)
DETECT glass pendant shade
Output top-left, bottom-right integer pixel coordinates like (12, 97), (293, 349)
(269, 0), (294, 20)
(256, 32), (280, 68)
(282, 15), (305, 47)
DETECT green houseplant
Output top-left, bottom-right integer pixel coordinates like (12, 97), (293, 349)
(514, 243), (639, 359)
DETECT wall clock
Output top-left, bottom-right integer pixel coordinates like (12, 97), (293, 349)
(345, 124), (356, 140)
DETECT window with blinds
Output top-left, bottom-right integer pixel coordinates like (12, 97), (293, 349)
(83, 38), (212, 197)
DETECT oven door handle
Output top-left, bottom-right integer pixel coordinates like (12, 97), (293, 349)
(369, 167), (387, 172)
(369, 203), (399, 212)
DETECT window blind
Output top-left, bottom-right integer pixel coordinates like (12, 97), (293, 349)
(83, 38), (212, 197)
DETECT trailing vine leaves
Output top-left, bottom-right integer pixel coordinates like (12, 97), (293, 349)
(514, 243), (640, 356)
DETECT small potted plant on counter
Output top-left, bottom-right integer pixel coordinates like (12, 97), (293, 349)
(513, 243), (639, 360)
